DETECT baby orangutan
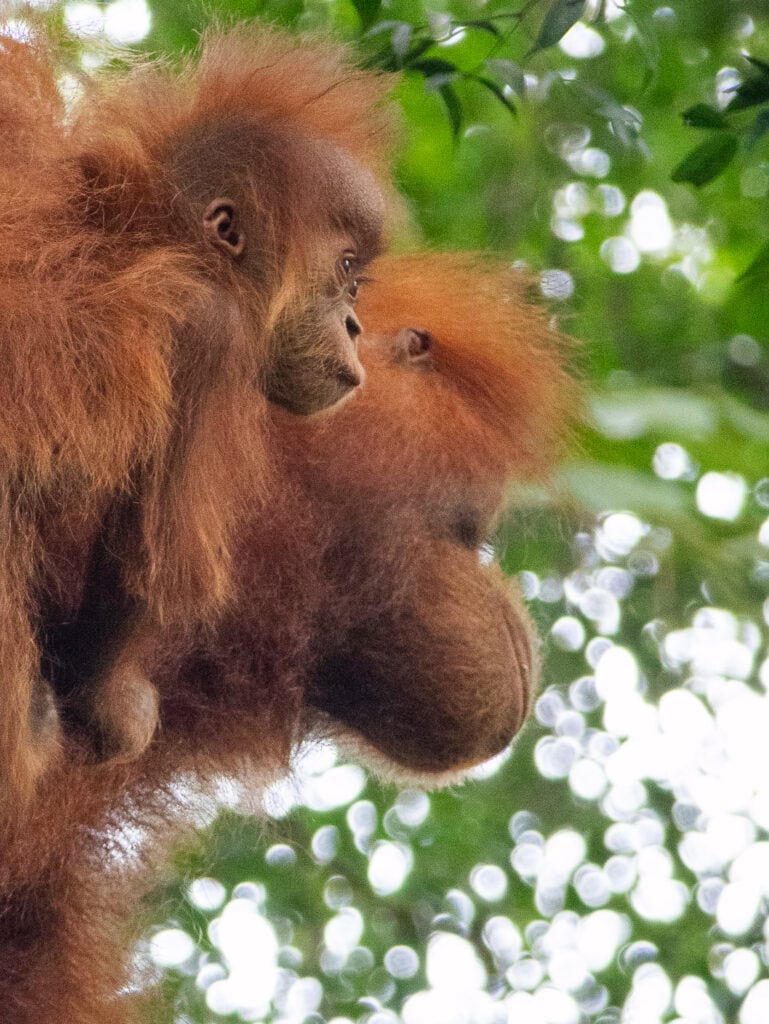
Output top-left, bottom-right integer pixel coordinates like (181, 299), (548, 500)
(0, 24), (396, 813)
(0, 252), (572, 1023)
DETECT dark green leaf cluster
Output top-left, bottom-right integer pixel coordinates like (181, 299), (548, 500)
(674, 54), (769, 192)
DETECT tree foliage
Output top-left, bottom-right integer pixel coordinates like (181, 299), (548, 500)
(7, 0), (769, 1021)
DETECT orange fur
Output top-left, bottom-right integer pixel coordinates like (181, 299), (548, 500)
(1, 253), (573, 1023)
(0, 24), (396, 808)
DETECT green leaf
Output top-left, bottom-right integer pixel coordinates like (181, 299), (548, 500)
(485, 58), (526, 97)
(558, 461), (691, 521)
(590, 387), (717, 441)
(391, 22), (412, 61)
(467, 74), (517, 116)
(464, 19), (502, 38)
(423, 72), (459, 94)
(671, 132), (738, 187)
(745, 54), (769, 78)
(748, 109), (769, 149)
(350, 0), (381, 31)
(736, 239), (769, 284)
(682, 103), (728, 129)
(720, 394), (769, 443)
(427, 11), (452, 40)
(403, 38), (434, 64)
(619, 3), (660, 83)
(408, 57), (458, 76)
(438, 83), (462, 138)
(727, 76), (769, 112)
(363, 19), (399, 36)
(572, 82), (643, 147)
(530, 0), (586, 54)
(363, 20), (415, 69)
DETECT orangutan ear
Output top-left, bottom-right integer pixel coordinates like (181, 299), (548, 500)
(202, 198), (246, 259)
(393, 327), (435, 367)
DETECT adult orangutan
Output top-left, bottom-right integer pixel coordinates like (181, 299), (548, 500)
(1, 252), (573, 1023)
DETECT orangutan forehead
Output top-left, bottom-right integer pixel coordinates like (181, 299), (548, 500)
(293, 136), (386, 256)
(172, 116), (384, 256)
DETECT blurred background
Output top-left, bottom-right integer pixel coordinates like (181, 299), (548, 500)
(6, 1), (769, 1021)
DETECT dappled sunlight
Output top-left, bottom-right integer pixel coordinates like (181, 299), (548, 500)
(146, 469), (769, 1021)
(560, 23), (606, 60)
(549, 169), (717, 288)
(64, 0), (151, 43)
(696, 471), (747, 521)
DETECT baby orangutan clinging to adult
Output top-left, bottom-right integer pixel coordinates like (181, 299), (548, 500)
(2, 253), (573, 1024)
(0, 24), (396, 813)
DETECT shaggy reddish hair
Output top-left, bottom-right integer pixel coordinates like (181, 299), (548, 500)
(1, 252), (573, 1023)
(0, 24), (397, 809)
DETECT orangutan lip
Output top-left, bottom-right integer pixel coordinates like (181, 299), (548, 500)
(500, 597), (536, 731)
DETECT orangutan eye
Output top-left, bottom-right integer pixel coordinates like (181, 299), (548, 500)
(338, 253), (362, 299)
